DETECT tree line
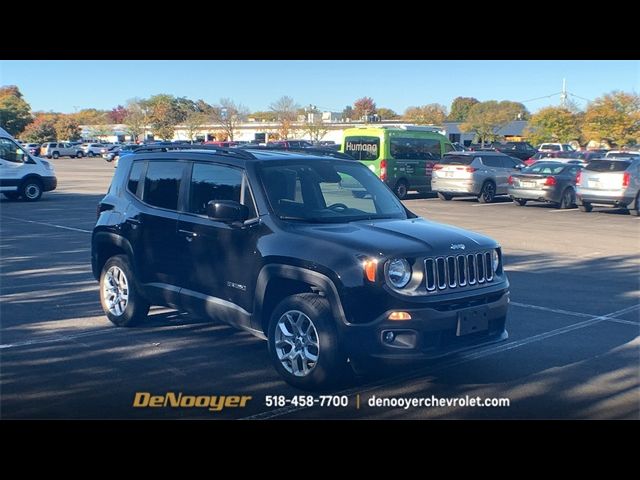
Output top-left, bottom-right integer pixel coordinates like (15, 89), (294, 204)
(1, 85), (638, 147)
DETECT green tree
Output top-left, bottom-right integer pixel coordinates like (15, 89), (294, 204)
(461, 101), (529, 145)
(376, 107), (399, 120)
(353, 97), (377, 120)
(211, 98), (249, 141)
(55, 115), (81, 141)
(525, 107), (581, 145)
(582, 91), (640, 146)
(73, 108), (109, 125)
(404, 104), (447, 125)
(22, 115), (57, 143)
(269, 96), (299, 139)
(143, 94), (180, 140)
(90, 124), (113, 141)
(123, 99), (147, 142)
(448, 97), (479, 122)
(0, 85), (33, 136)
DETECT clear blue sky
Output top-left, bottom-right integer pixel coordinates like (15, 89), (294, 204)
(1, 60), (637, 114)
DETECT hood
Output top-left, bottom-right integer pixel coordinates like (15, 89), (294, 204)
(289, 217), (498, 258)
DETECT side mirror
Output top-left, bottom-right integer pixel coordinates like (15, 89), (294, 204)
(206, 200), (249, 224)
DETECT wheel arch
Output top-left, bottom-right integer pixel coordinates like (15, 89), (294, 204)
(91, 232), (136, 280)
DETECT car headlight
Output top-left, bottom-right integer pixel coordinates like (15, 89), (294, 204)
(492, 249), (500, 273)
(386, 258), (412, 289)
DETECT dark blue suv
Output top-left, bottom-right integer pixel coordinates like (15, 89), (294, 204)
(92, 146), (510, 389)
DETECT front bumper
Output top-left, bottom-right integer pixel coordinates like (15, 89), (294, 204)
(41, 176), (57, 192)
(508, 186), (559, 203)
(339, 284), (509, 360)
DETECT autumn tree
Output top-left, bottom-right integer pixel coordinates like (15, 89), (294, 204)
(353, 97), (377, 120)
(0, 85), (32, 136)
(404, 104), (447, 125)
(211, 98), (249, 141)
(448, 97), (480, 122)
(461, 101), (529, 145)
(123, 99), (147, 142)
(108, 105), (128, 124)
(301, 117), (328, 142)
(377, 108), (399, 120)
(73, 108), (109, 125)
(581, 91), (640, 146)
(249, 111), (277, 122)
(54, 115), (81, 141)
(90, 124), (113, 141)
(269, 96), (299, 140)
(525, 107), (581, 145)
(142, 94), (180, 140)
(342, 105), (354, 121)
(22, 115), (57, 143)
(183, 111), (209, 142)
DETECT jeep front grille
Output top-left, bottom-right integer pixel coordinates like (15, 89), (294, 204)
(425, 251), (494, 293)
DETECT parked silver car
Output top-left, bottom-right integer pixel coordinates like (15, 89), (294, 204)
(40, 142), (84, 159)
(81, 143), (108, 157)
(576, 158), (640, 216)
(432, 152), (526, 203)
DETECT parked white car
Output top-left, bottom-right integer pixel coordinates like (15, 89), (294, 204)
(538, 143), (576, 153)
(81, 143), (108, 157)
(41, 142), (85, 158)
(1, 128), (57, 201)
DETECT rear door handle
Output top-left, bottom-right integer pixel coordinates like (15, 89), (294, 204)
(179, 229), (198, 241)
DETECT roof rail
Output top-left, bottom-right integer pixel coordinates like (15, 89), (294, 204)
(248, 146), (355, 160)
(132, 144), (257, 159)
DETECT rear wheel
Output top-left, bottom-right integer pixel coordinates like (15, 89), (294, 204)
(629, 193), (640, 216)
(394, 180), (409, 200)
(578, 202), (593, 212)
(76, 151), (84, 158)
(559, 188), (575, 209)
(513, 198), (527, 206)
(88, 151), (95, 157)
(267, 293), (347, 390)
(20, 178), (43, 201)
(100, 255), (149, 327)
(437, 192), (453, 201)
(52, 152), (59, 159)
(478, 181), (496, 203)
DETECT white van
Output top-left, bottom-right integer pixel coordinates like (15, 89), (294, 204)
(0, 128), (57, 201)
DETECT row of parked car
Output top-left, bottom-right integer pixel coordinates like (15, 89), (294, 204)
(21, 141), (118, 158)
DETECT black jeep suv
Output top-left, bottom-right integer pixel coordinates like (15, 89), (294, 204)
(92, 146), (510, 389)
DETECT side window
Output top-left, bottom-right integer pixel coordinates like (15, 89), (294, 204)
(481, 156), (502, 168)
(189, 163), (256, 217)
(127, 161), (145, 197)
(50, 143), (58, 148)
(390, 137), (442, 160)
(501, 157), (519, 168)
(0, 138), (27, 163)
(443, 143), (455, 154)
(143, 161), (184, 211)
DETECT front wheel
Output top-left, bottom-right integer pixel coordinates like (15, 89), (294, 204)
(100, 255), (150, 327)
(559, 188), (575, 209)
(478, 181), (496, 203)
(76, 151), (84, 158)
(20, 178), (43, 201)
(578, 202), (593, 212)
(52, 152), (60, 159)
(88, 151), (95, 157)
(437, 192), (453, 201)
(268, 293), (347, 390)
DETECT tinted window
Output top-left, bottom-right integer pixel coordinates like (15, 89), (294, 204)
(143, 161), (184, 210)
(390, 137), (441, 160)
(343, 136), (380, 160)
(542, 144), (561, 151)
(189, 163), (245, 215)
(524, 164), (566, 175)
(439, 155), (474, 165)
(127, 161), (145, 197)
(502, 157), (522, 168)
(443, 143), (455, 153)
(586, 160), (631, 172)
(482, 156), (503, 168)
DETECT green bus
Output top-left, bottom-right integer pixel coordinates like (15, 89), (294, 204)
(341, 125), (455, 199)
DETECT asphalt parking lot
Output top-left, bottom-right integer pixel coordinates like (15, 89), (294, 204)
(1, 156), (639, 419)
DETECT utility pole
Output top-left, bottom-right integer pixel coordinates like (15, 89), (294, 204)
(560, 78), (567, 108)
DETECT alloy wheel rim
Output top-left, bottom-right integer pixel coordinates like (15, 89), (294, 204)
(102, 266), (129, 316)
(274, 310), (320, 377)
(483, 184), (495, 201)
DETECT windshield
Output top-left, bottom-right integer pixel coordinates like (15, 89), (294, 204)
(258, 160), (407, 223)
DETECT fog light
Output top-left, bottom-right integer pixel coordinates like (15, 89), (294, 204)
(388, 311), (412, 321)
(383, 331), (395, 343)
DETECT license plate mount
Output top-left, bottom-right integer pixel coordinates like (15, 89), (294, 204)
(456, 307), (490, 336)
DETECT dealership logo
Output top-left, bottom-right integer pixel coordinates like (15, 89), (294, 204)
(345, 141), (378, 156)
(450, 244), (466, 250)
(133, 392), (252, 412)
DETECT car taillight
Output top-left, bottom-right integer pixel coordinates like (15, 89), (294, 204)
(432, 164), (444, 171)
(465, 167), (477, 173)
(622, 172), (630, 187)
(544, 176), (557, 186)
(380, 159), (387, 181)
(508, 175), (513, 185)
(575, 170), (582, 185)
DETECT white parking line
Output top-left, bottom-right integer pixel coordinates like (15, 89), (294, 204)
(548, 209), (580, 213)
(472, 202), (513, 207)
(241, 302), (640, 420)
(1, 216), (91, 233)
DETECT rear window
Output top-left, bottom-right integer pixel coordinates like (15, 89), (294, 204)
(541, 144), (560, 151)
(439, 155), (474, 165)
(343, 136), (380, 161)
(606, 152), (638, 159)
(586, 160), (631, 172)
(524, 163), (566, 174)
(127, 161), (145, 197)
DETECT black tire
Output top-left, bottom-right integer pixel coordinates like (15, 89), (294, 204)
(559, 188), (575, 209)
(267, 293), (347, 390)
(478, 181), (496, 203)
(88, 151), (95, 157)
(71, 155), (76, 158)
(20, 178), (43, 202)
(394, 180), (409, 200)
(513, 198), (527, 206)
(76, 151), (84, 158)
(629, 193), (640, 216)
(437, 192), (453, 201)
(99, 254), (150, 327)
(3, 192), (21, 200)
(578, 202), (592, 212)
(52, 152), (60, 159)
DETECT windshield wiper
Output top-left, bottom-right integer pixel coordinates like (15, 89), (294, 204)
(278, 216), (329, 223)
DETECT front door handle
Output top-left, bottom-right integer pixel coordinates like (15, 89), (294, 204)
(179, 229), (198, 241)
